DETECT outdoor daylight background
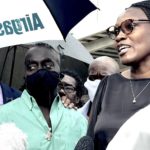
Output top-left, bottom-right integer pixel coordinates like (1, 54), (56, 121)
(71, 0), (142, 39)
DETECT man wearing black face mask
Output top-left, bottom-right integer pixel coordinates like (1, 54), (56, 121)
(0, 43), (87, 150)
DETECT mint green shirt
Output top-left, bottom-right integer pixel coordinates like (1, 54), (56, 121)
(0, 90), (87, 150)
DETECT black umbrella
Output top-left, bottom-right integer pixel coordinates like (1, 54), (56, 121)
(44, 0), (97, 39)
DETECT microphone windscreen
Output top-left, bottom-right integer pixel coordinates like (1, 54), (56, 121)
(74, 136), (94, 150)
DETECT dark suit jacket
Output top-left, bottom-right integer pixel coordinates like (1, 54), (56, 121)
(1, 83), (21, 104)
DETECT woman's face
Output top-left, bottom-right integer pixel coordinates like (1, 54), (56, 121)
(115, 8), (150, 66)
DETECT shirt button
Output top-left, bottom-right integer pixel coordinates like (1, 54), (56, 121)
(45, 131), (52, 141)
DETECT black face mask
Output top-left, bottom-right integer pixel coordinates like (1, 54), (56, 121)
(25, 69), (60, 106)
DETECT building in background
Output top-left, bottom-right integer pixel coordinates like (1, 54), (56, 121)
(79, 30), (127, 71)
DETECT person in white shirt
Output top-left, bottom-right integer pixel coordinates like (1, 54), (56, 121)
(106, 104), (150, 150)
(78, 56), (120, 119)
(0, 123), (27, 150)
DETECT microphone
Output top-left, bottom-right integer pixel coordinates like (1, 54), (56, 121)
(74, 136), (94, 150)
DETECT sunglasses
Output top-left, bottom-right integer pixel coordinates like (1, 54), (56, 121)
(106, 19), (150, 40)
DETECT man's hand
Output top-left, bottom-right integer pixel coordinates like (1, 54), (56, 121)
(61, 96), (78, 110)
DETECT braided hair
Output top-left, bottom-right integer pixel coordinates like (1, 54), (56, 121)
(129, 0), (150, 20)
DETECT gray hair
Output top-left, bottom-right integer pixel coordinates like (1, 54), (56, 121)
(90, 56), (120, 76)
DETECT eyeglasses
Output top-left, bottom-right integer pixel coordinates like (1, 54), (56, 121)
(106, 19), (150, 40)
(88, 74), (105, 81)
(58, 82), (76, 93)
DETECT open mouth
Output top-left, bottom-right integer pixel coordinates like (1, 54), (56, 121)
(118, 45), (131, 56)
(58, 91), (66, 97)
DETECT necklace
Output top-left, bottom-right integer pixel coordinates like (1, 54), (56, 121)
(129, 80), (150, 104)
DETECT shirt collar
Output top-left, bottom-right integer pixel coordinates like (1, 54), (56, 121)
(21, 90), (61, 110)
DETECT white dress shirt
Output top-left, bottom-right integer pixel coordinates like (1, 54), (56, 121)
(107, 104), (150, 150)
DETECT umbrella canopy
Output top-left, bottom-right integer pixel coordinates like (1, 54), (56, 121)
(44, 0), (97, 39)
(0, 35), (92, 89)
(43, 34), (93, 64)
(0, 0), (97, 48)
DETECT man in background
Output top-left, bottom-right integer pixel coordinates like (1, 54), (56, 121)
(58, 69), (84, 108)
(78, 56), (120, 119)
